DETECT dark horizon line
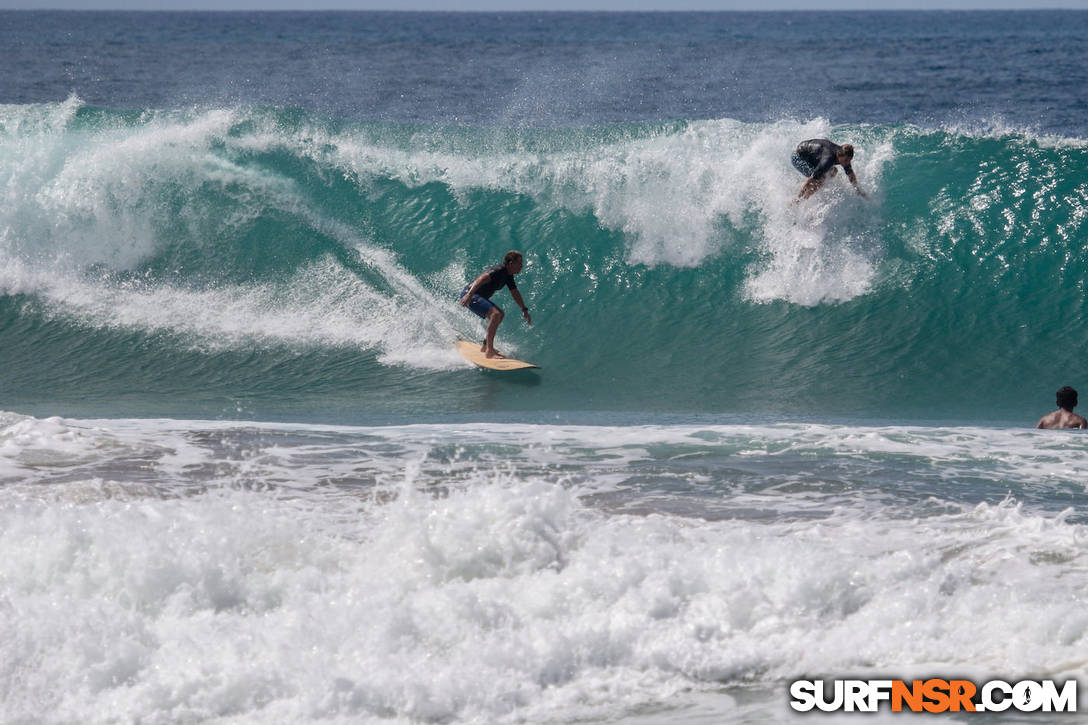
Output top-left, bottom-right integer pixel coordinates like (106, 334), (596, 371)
(0, 5), (1084, 11)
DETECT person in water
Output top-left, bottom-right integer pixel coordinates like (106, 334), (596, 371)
(792, 138), (868, 200)
(1036, 386), (1088, 429)
(460, 250), (532, 359)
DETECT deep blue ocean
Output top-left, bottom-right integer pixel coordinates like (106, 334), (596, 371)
(4, 11), (1088, 725)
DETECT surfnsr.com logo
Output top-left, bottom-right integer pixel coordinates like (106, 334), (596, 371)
(789, 679), (1079, 714)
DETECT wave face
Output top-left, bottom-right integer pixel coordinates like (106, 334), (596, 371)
(2, 99), (1087, 422)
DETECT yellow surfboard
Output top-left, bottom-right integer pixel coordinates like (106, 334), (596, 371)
(455, 340), (540, 371)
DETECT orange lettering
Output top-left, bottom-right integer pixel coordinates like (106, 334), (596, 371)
(948, 680), (977, 712)
(922, 679), (951, 713)
(892, 680), (924, 712)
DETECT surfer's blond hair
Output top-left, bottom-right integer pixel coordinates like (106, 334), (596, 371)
(504, 250), (523, 266)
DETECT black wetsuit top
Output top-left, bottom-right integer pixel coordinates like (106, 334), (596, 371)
(474, 264), (518, 299)
(795, 139), (853, 180)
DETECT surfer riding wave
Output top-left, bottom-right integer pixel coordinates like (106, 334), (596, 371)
(459, 250), (532, 359)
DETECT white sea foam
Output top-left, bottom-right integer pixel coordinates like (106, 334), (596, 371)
(0, 251), (469, 370)
(3, 415), (1088, 723)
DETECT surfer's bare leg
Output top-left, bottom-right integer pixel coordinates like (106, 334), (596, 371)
(483, 307), (506, 358)
(797, 175), (825, 200)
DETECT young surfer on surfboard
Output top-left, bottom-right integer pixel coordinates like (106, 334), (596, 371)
(460, 250), (532, 359)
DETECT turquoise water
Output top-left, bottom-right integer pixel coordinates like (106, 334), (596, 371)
(2, 101), (1087, 424)
(5, 12), (1088, 725)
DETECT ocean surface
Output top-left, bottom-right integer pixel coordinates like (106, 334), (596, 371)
(4, 10), (1088, 724)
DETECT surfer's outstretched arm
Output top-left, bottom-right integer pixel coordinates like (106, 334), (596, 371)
(847, 169), (868, 199)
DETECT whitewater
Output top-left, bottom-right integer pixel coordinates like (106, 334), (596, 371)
(4, 9), (1088, 725)
(5, 414), (1088, 724)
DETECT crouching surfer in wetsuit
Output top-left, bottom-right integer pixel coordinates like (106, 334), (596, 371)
(460, 250), (532, 359)
(792, 138), (868, 200)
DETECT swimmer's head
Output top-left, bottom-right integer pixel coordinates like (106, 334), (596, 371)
(838, 144), (855, 161)
(1057, 386), (1078, 411)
